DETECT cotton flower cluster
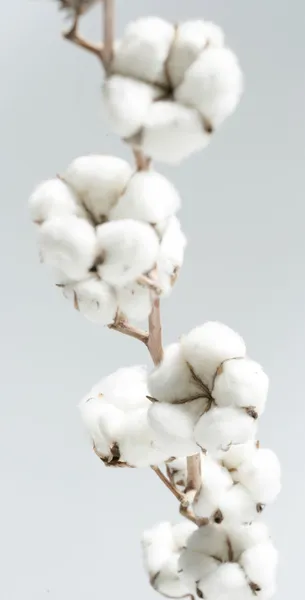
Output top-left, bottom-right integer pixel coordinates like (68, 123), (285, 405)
(103, 17), (243, 164)
(29, 155), (186, 324)
(148, 321), (269, 455)
(142, 521), (197, 598)
(79, 365), (184, 468)
(179, 522), (278, 600)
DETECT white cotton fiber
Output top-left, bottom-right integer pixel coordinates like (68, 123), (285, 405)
(240, 541), (278, 592)
(213, 358), (269, 416)
(29, 178), (83, 224)
(117, 282), (152, 321)
(141, 101), (211, 164)
(103, 75), (163, 138)
(96, 220), (159, 286)
(235, 448), (281, 504)
(181, 321), (246, 390)
(38, 216), (97, 280)
(175, 47), (243, 129)
(193, 455), (232, 520)
(194, 406), (256, 453)
(63, 277), (117, 325)
(167, 20), (224, 88)
(148, 342), (205, 404)
(91, 365), (148, 413)
(217, 483), (258, 524)
(142, 521), (173, 575)
(109, 170), (180, 224)
(148, 401), (200, 458)
(112, 17), (175, 87)
(119, 407), (169, 467)
(79, 396), (125, 458)
(218, 441), (256, 470)
(63, 155), (133, 223)
(157, 216), (187, 295)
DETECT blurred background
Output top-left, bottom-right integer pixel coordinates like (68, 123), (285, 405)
(0, 1), (304, 598)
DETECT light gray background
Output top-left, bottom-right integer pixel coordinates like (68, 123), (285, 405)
(0, 1), (304, 598)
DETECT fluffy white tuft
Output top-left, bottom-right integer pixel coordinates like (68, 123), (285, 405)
(240, 541), (278, 594)
(157, 216), (187, 295)
(213, 358), (269, 416)
(119, 407), (170, 467)
(79, 397), (125, 458)
(193, 455), (233, 520)
(167, 20), (224, 88)
(217, 483), (258, 524)
(148, 401), (200, 458)
(181, 321), (246, 390)
(63, 155), (133, 223)
(29, 178), (83, 224)
(109, 170), (180, 224)
(103, 75), (163, 138)
(117, 282), (152, 321)
(234, 448), (281, 504)
(175, 47), (243, 128)
(96, 219), (159, 286)
(38, 216), (97, 280)
(112, 17), (175, 86)
(194, 406), (256, 453)
(141, 101), (211, 164)
(217, 441), (256, 470)
(63, 277), (117, 325)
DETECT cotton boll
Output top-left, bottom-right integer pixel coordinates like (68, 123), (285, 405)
(199, 563), (252, 600)
(180, 525), (229, 570)
(179, 554), (220, 596)
(194, 406), (256, 454)
(227, 522), (270, 559)
(181, 321), (246, 390)
(63, 277), (117, 325)
(213, 358), (269, 416)
(172, 521), (197, 552)
(91, 365), (148, 413)
(109, 170), (180, 224)
(193, 456), (233, 520)
(112, 17), (175, 87)
(148, 343), (205, 404)
(79, 396), (125, 458)
(142, 522), (174, 575)
(96, 220), (159, 286)
(240, 541), (278, 593)
(63, 155), (133, 223)
(167, 20), (224, 88)
(153, 554), (191, 598)
(103, 75), (164, 138)
(175, 47), (243, 129)
(148, 401), (201, 457)
(217, 484), (258, 525)
(117, 282), (152, 321)
(29, 178), (83, 224)
(38, 216), (97, 280)
(119, 407), (170, 467)
(235, 449), (281, 505)
(157, 217), (187, 296)
(141, 101), (211, 164)
(218, 442), (256, 471)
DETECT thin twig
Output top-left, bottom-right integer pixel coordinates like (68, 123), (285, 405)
(137, 274), (162, 295)
(147, 298), (164, 366)
(151, 466), (185, 503)
(186, 455), (202, 501)
(63, 14), (104, 61)
(109, 314), (148, 345)
(133, 148), (151, 171)
(102, 0), (114, 71)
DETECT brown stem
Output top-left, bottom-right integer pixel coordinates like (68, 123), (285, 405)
(151, 466), (185, 503)
(147, 298), (163, 366)
(102, 0), (114, 71)
(133, 148), (151, 171)
(109, 314), (148, 345)
(63, 15), (104, 61)
(186, 455), (202, 500)
(137, 275), (162, 295)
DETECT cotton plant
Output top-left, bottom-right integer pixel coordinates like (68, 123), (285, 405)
(29, 2), (281, 600)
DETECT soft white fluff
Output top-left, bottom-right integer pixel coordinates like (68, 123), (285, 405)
(175, 47), (243, 128)
(193, 455), (233, 520)
(240, 541), (278, 593)
(217, 483), (258, 524)
(112, 17), (175, 87)
(117, 282), (152, 321)
(218, 441), (256, 470)
(166, 457), (188, 491)
(181, 321), (246, 390)
(38, 216), (97, 280)
(141, 101), (211, 164)
(157, 216), (187, 295)
(89, 365), (148, 412)
(79, 397), (125, 458)
(148, 342), (205, 403)
(109, 170), (180, 224)
(194, 406), (256, 453)
(234, 448), (281, 504)
(29, 178), (83, 224)
(198, 563), (253, 600)
(63, 155), (133, 223)
(226, 521), (270, 558)
(148, 401), (201, 458)
(63, 277), (117, 325)
(96, 220), (159, 286)
(103, 75), (163, 138)
(172, 521), (197, 551)
(213, 358), (269, 416)
(167, 20), (224, 87)
(119, 407), (170, 467)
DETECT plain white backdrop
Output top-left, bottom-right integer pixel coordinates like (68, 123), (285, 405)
(0, 1), (304, 598)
